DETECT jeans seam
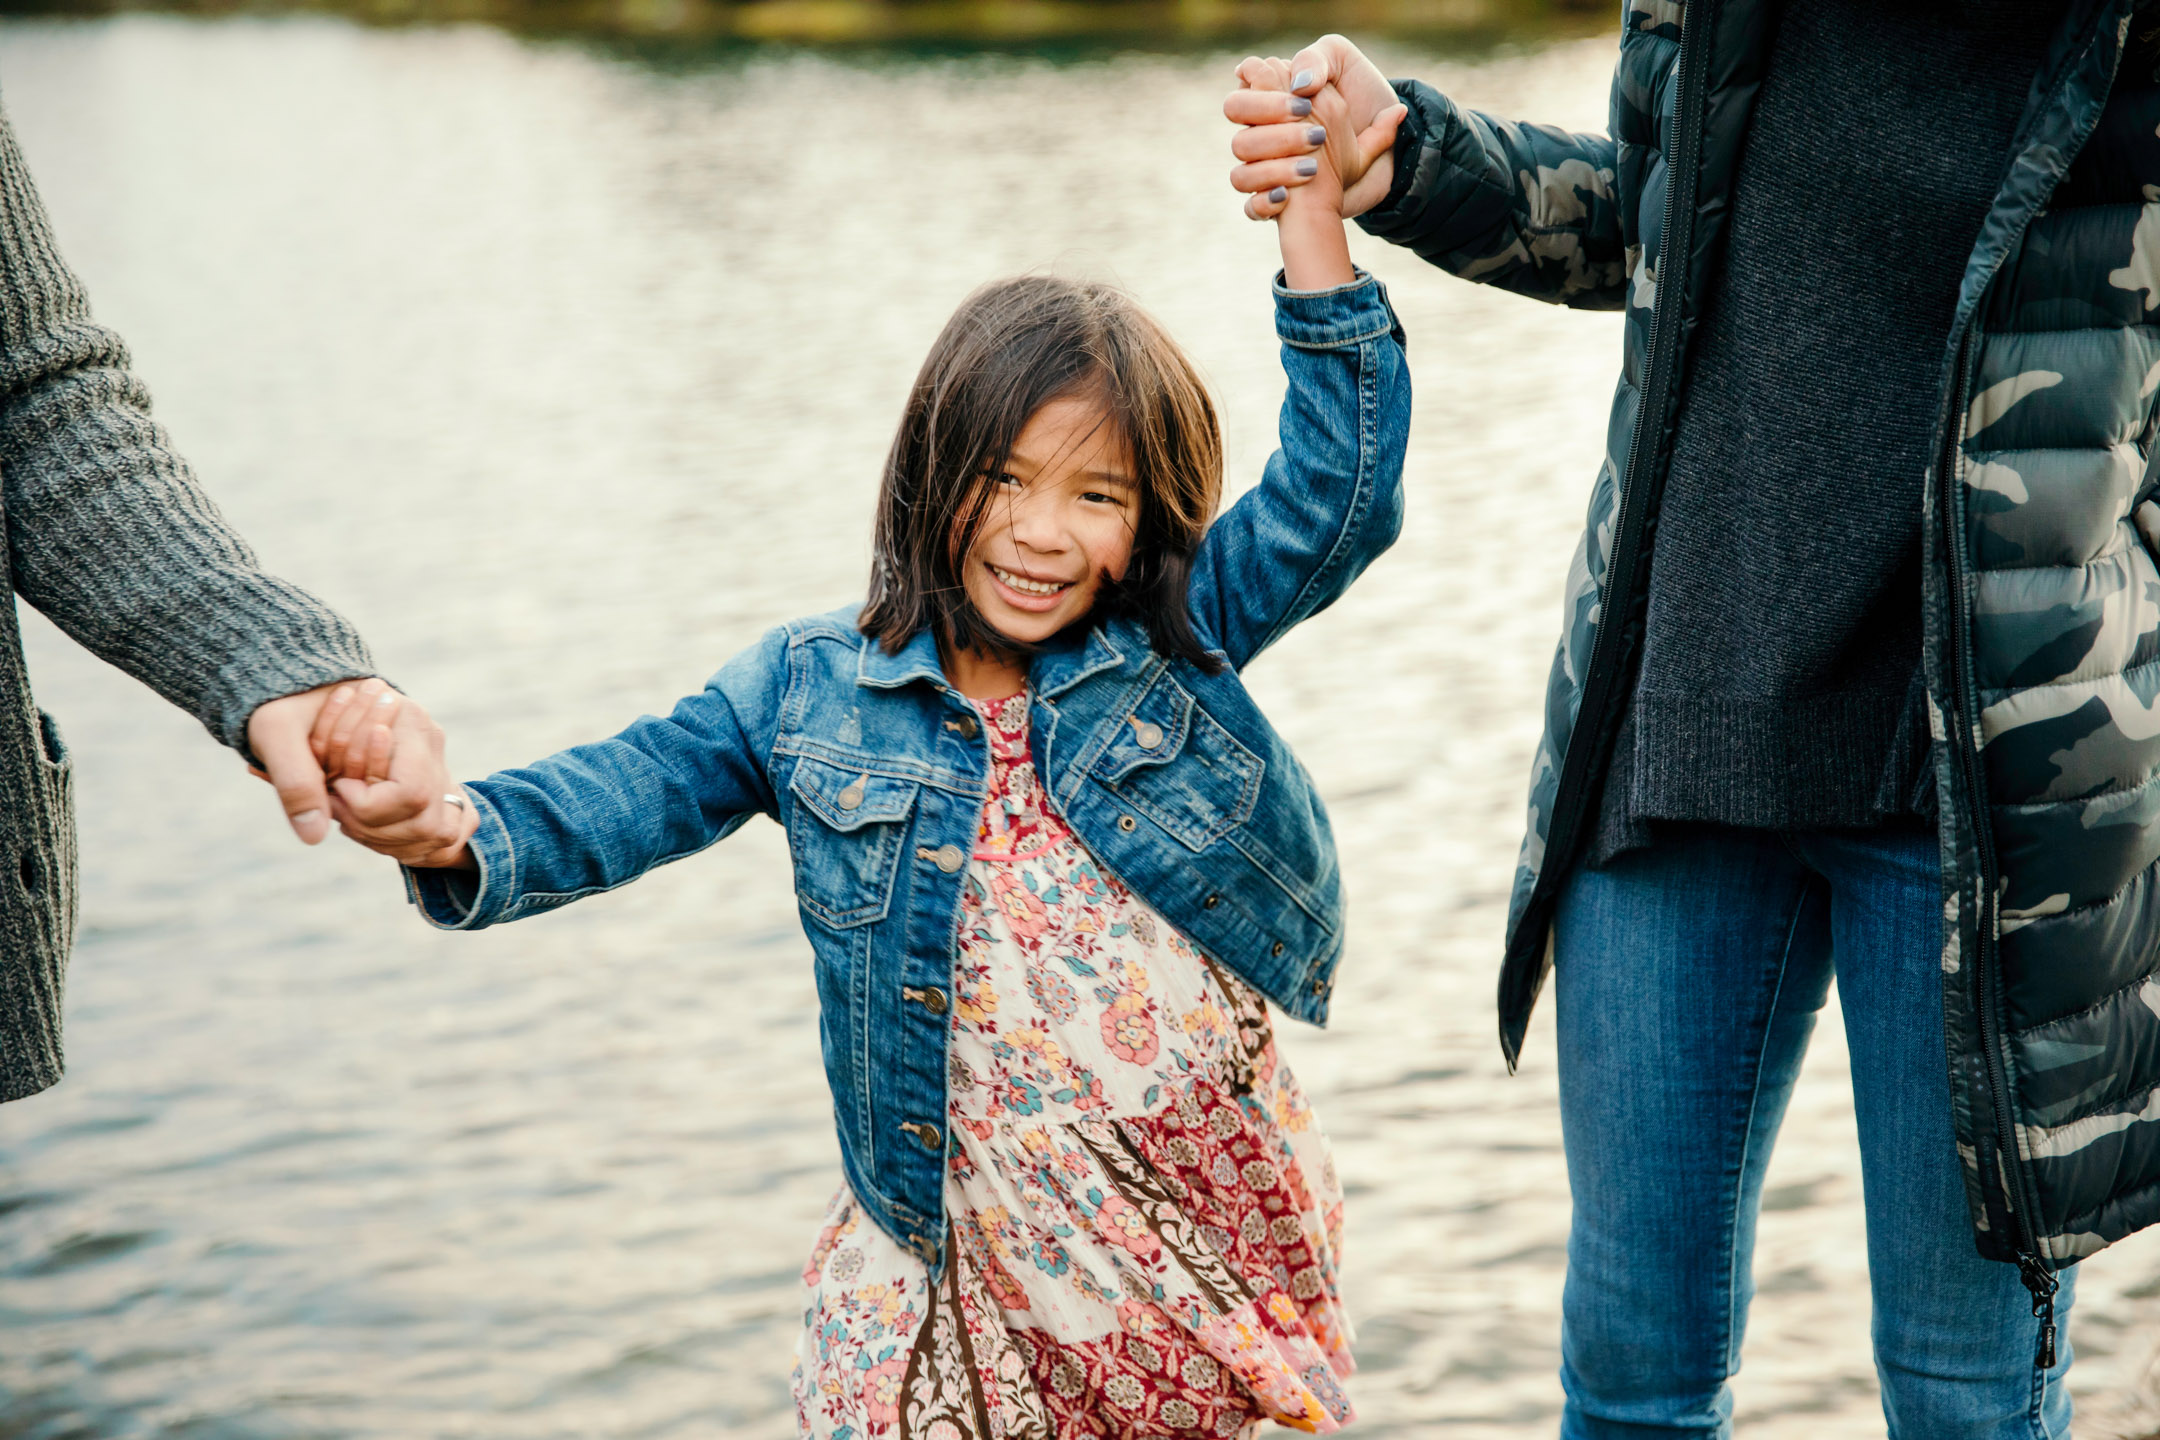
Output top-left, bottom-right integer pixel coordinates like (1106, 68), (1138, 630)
(1721, 877), (1814, 1379)
(2030, 1304), (2065, 1440)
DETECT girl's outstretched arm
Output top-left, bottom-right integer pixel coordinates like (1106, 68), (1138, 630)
(1186, 93), (1411, 672)
(333, 626), (790, 930)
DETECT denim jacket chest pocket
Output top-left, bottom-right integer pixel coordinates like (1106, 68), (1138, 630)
(787, 757), (921, 929)
(1090, 675), (1263, 851)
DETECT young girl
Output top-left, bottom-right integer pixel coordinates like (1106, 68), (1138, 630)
(329, 90), (1410, 1439)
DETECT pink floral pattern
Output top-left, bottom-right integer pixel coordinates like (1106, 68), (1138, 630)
(793, 692), (1353, 1439)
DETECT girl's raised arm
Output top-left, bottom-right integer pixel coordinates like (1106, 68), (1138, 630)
(1186, 81), (1411, 672)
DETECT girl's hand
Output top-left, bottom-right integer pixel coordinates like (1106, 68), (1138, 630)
(326, 698), (480, 869)
(307, 676), (404, 781)
(1226, 42), (1406, 223)
(1230, 59), (1361, 290)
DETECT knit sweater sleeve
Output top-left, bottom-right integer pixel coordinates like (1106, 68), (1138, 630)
(0, 101), (376, 751)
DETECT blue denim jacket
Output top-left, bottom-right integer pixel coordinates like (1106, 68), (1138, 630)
(406, 273), (1409, 1270)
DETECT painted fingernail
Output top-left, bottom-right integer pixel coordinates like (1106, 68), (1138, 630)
(1305, 126), (1326, 145)
(1268, 186), (1286, 203)
(375, 690), (397, 706)
(1289, 96), (1312, 117)
(1295, 157), (1318, 177)
(1293, 69), (1315, 90)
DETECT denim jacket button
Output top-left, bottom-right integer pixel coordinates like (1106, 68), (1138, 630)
(1272, 941), (1286, 957)
(955, 714), (980, 741)
(1117, 815), (1137, 833)
(1203, 894), (1220, 909)
(1131, 719), (1164, 750)
(900, 1120), (943, 1152)
(931, 844), (966, 872)
(837, 782), (865, 811)
(908, 985), (950, 1016)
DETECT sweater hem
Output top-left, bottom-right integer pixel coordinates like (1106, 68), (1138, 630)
(1625, 688), (1918, 831)
(0, 1042), (62, 1103)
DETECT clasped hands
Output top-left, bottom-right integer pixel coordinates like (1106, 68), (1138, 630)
(1223, 35), (1407, 224)
(246, 677), (476, 868)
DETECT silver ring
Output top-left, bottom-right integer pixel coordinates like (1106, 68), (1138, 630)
(442, 791), (467, 811)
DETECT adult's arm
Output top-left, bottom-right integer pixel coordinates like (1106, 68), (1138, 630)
(1356, 79), (1627, 310)
(1355, 79), (1627, 310)
(0, 100), (375, 754)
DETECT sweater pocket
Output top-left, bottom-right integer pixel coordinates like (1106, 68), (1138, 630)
(0, 705), (77, 1101)
(22, 708), (78, 949)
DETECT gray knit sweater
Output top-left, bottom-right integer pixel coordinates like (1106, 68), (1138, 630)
(0, 97), (376, 1102)
(1592, 0), (2054, 860)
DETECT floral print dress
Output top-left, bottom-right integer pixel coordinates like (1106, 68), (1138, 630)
(791, 692), (1355, 1440)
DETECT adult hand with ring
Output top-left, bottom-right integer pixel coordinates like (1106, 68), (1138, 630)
(325, 699), (480, 869)
(245, 677), (408, 844)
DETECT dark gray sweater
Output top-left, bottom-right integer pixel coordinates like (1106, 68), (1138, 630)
(1594, 0), (2058, 860)
(0, 98), (376, 1101)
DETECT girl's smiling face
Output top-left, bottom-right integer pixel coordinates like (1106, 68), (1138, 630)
(861, 276), (1222, 691)
(960, 392), (1139, 648)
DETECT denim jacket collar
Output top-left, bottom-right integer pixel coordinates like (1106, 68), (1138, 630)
(852, 620), (1128, 699)
(1029, 624), (1126, 699)
(854, 626), (947, 691)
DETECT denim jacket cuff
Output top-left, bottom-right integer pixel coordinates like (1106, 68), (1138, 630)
(1272, 268), (1403, 350)
(402, 785), (512, 929)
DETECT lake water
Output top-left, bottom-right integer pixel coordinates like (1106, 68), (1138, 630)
(1, 16), (2157, 1438)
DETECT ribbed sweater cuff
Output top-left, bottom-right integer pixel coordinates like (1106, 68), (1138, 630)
(215, 623), (379, 756)
(1626, 689), (1913, 831)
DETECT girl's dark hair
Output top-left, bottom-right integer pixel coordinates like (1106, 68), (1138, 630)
(859, 275), (1224, 671)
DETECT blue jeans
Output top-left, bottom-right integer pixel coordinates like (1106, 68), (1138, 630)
(1552, 825), (2075, 1439)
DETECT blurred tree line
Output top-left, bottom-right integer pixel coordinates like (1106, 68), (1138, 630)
(0, 0), (1610, 46)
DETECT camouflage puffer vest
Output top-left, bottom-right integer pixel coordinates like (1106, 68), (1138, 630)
(1361, 0), (2160, 1314)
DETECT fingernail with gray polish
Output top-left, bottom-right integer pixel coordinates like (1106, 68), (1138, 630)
(1268, 186), (1286, 203)
(1295, 157), (1318, 177)
(1293, 69), (1315, 90)
(1306, 126), (1326, 145)
(1289, 96), (1312, 116)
